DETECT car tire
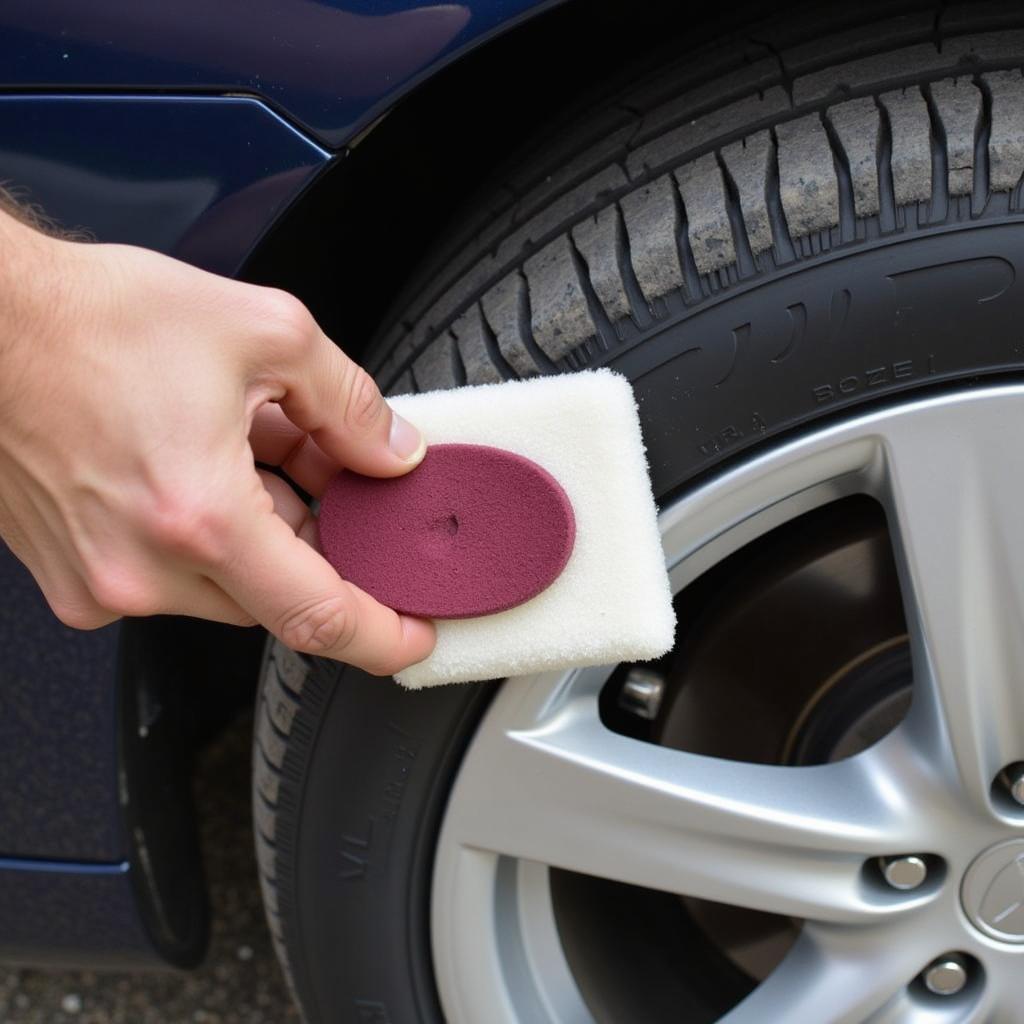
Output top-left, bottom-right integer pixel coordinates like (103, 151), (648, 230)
(254, 3), (1024, 1019)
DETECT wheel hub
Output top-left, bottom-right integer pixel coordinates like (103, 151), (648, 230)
(961, 839), (1024, 944)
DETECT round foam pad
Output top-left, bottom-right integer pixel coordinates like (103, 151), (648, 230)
(318, 444), (575, 619)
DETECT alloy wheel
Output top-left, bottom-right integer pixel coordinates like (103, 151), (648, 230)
(432, 385), (1024, 1023)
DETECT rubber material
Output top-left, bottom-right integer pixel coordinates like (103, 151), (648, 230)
(318, 443), (575, 619)
(255, 4), (1024, 1021)
(369, 11), (1024, 497)
(251, 645), (494, 1019)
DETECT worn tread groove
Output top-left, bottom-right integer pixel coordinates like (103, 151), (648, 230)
(567, 232), (617, 350)
(450, 332), (468, 386)
(921, 82), (950, 222)
(480, 274), (544, 377)
(714, 150), (756, 277)
(256, 733), (283, 772)
(255, 808), (276, 845)
(719, 131), (775, 262)
(931, 77), (984, 228)
(256, 734), (284, 774)
(524, 235), (600, 361)
(255, 774), (279, 805)
(515, 269), (556, 373)
(255, 788), (278, 819)
(387, 370), (416, 397)
(447, 305), (503, 384)
(475, 304), (517, 382)
(1013, 166), (1024, 212)
(270, 649), (308, 698)
(620, 174), (688, 306)
(879, 85), (933, 226)
(611, 201), (655, 327)
(570, 208), (632, 326)
(765, 128), (797, 264)
(828, 97), (883, 222)
(262, 667), (299, 735)
(821, 111), (858, 243)
(254, 749), (281, 786)
(260, 702), (292, 749)
(874, 95), (899, 232)
(973, 73), (994, 216)
(411, 331), (459, 392)
(670, 178), (707, 304)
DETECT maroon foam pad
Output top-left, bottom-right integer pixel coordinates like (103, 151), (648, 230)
(317, 444), (576, 619)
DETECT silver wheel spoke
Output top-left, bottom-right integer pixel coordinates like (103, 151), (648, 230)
(718, 929), (914, 1024)
(979, 1005), (1017, 1024)
(446, 696), (935, 924)
(879, 397), (1024, 806)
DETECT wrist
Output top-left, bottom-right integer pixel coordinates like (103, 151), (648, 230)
(0, 210), (73, 407)
(0, 204), (64, 306)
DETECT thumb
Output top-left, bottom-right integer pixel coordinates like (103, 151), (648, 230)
(277, 327), (425, 478)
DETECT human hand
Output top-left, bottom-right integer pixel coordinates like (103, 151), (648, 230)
(0, 210), (435, 675)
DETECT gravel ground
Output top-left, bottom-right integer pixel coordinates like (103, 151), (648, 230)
(0, 712), (300, 1024)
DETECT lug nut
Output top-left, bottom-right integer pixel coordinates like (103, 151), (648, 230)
(880, 855), (928, 891)
(1004, 764), (1024, 806)
(922, 955), (968, 996)
(618, 668), (665, 720)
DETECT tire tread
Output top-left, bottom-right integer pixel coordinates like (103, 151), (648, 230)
(364, 20), (1024, 393)
(253, 643), (312, 1008)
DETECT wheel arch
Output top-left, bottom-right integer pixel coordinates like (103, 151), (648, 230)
(242, 0), (819, 359)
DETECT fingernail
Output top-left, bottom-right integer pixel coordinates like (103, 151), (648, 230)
(389, 409), (426, 464)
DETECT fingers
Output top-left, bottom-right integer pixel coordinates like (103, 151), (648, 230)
(250, 289), (425, 479)
(249, 404), (339, 498)
(157, 576), (258, 626)
(41, 577), (119, 631)
(32, 556), (252, 629)
(286, 338), (425, 478)
(4, 525), (119, 630)
(257, 469), (319, 548)
(81, 558), (255, 627)
(210, 503), (435, 675)
(3, 497), (254, 628)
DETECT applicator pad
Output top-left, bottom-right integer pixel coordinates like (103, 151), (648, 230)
(321, 369), (676, 688)
(319, 443), (576, 619)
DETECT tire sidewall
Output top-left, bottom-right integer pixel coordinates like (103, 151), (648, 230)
(619, 217), (1024, 499)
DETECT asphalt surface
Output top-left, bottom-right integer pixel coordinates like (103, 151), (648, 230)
(0, 712), (300, 1024)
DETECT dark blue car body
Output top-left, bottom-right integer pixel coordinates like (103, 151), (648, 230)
(0, 0), (564, 968)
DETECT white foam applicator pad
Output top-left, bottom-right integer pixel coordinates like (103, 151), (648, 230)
(387, 369), (675, 688)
